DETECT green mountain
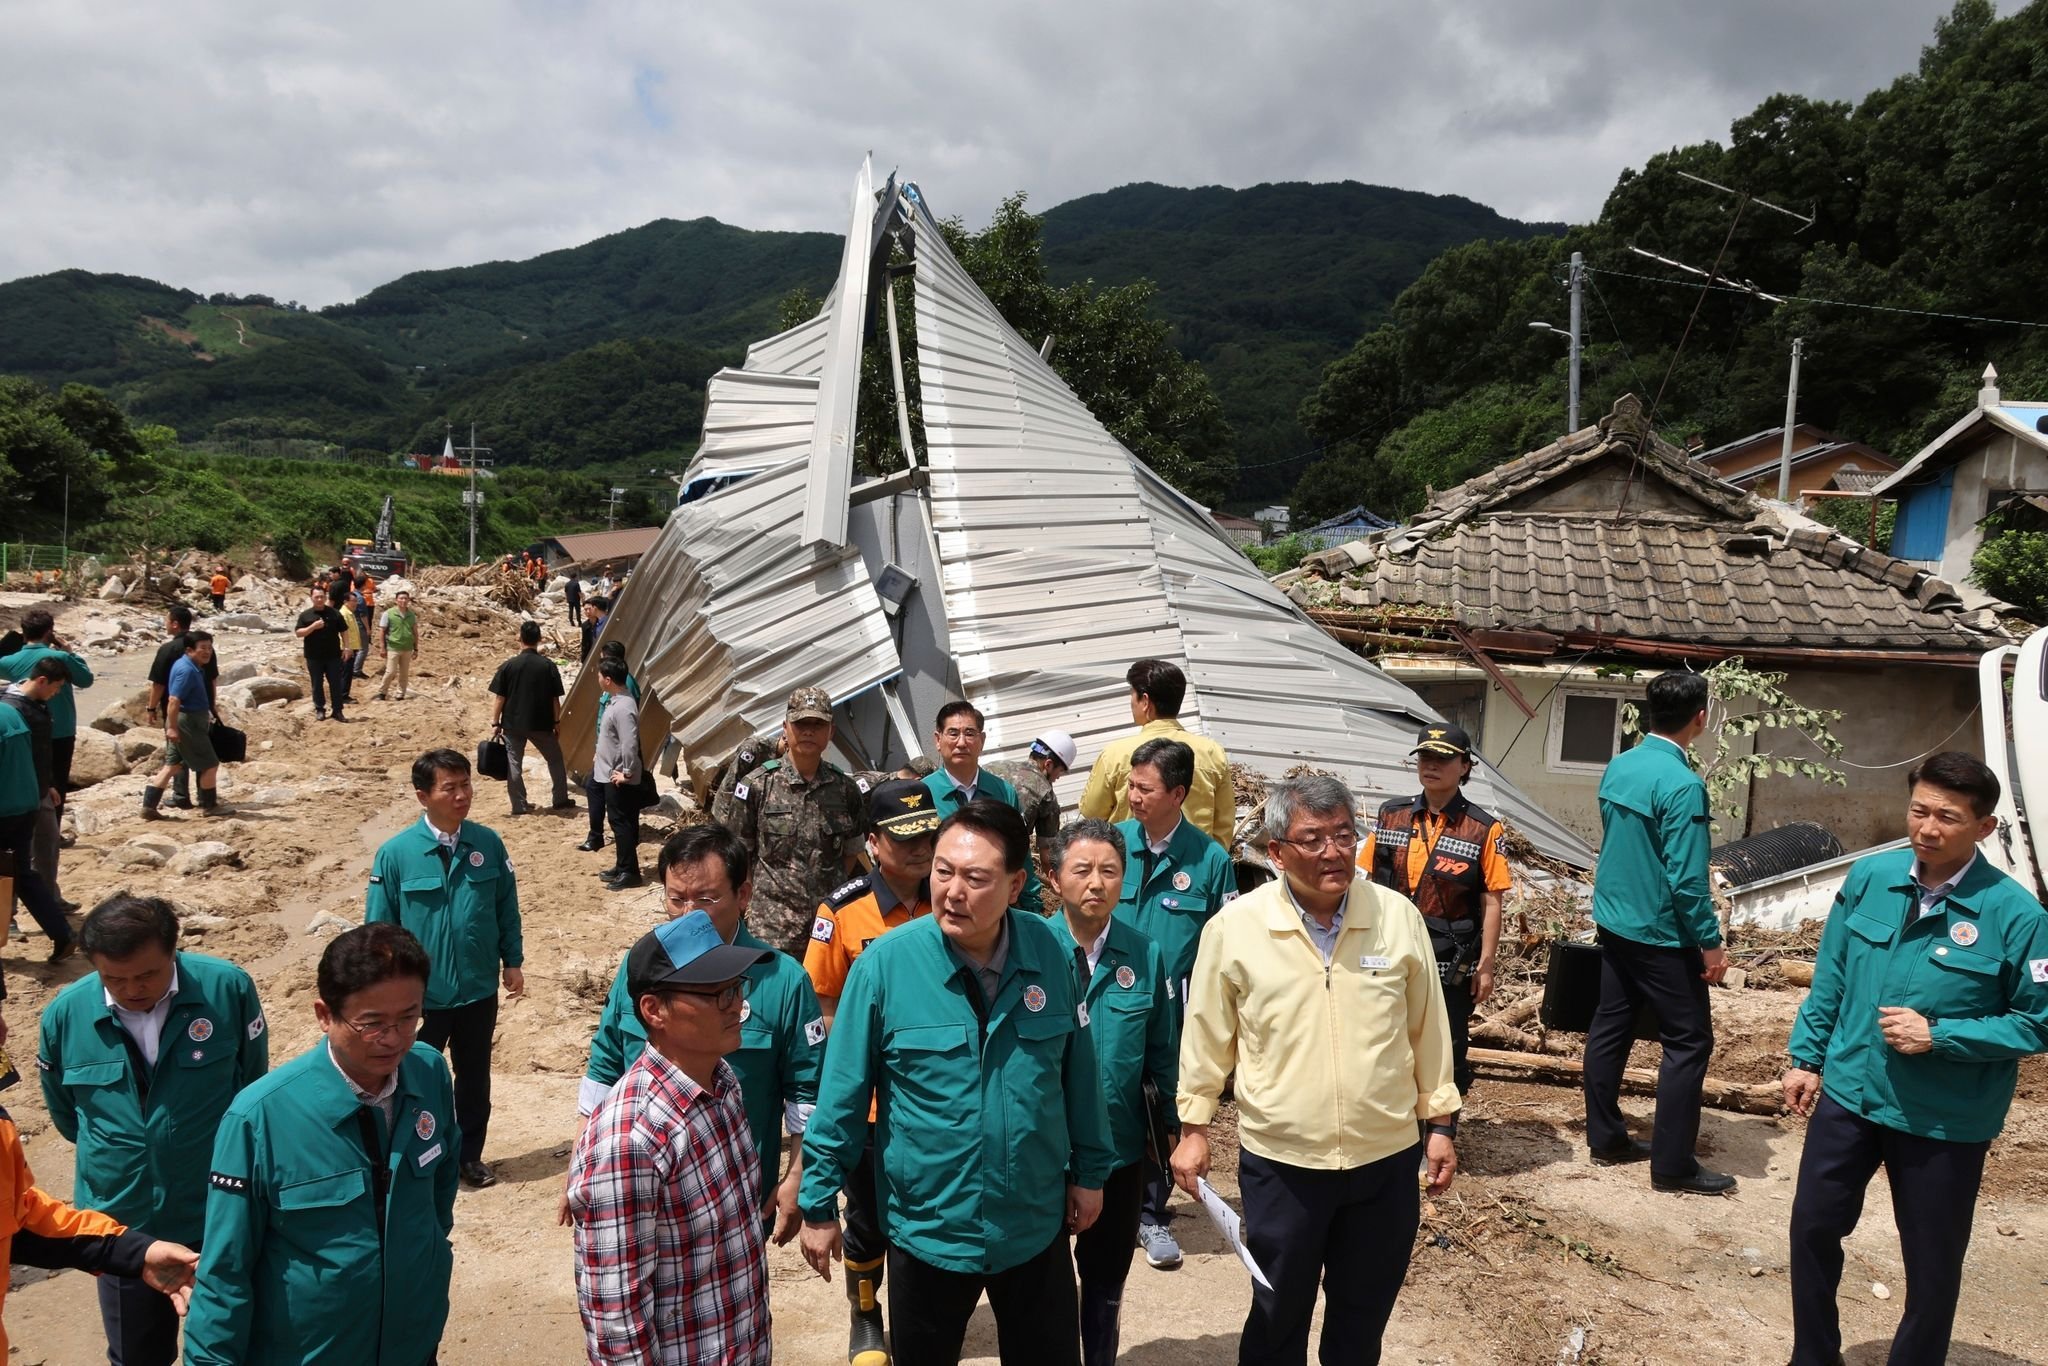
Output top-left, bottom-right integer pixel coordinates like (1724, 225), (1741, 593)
(0, 184), (1557, 487)
(1039, 182), (1563, 490)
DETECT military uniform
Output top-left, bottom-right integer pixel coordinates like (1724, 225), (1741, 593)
(988, 757), (1061, 871)
(579, 924), (824, 1202)
(799, 910), (1115, 1364)
(1049, 913), (1176, 1365)
(364, 817), (522, 1167)
(1786, 848), (2048, 1365)
(716, 757), (868, 955)
(184, 1041), (459, 1366)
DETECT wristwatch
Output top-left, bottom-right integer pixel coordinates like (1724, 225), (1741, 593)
(1426, 1119), (1458, 1140)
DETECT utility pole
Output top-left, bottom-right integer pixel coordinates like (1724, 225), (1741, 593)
(604, 487), (627, 530)
(1776, 338), (1804, 503)
(1566, 251), (1583, 433)
(453, 422), (494, 564)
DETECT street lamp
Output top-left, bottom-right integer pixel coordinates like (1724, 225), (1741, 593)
(1527, 249), (1584, 434)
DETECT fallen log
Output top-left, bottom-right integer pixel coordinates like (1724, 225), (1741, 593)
(1468, 1047), (1783, 1115)
(1469, 1019), (1575, 1055)
(1779, 959), (1816, 987)
(1481, 995), (1544, 1030)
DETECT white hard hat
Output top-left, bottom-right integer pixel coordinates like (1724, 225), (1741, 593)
(1032, 730), (1079, 770)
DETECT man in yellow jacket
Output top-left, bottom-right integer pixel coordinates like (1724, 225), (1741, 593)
(1173, 774), (1460, 1366)
(1078, 659), (1234, 846)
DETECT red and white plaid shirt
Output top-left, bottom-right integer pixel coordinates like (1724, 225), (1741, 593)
(568, 1048), (770, 1364)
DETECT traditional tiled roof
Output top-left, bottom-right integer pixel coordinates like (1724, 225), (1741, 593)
(1287, 396), (2006, 655)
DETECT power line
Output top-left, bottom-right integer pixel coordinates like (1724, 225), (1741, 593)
(1585, 265), (2048, 331)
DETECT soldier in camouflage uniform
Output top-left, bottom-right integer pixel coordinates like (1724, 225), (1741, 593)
(710, 687), (870, 956)
(987, 729), (1078, 888)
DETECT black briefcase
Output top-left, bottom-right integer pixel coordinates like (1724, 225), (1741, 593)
(1540, 940), (1661, 1040)
(475, 735), (510, 782)
(209, 720), (248, 765)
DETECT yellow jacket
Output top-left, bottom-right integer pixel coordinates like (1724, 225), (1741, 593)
(1178, 876), (1460, 1170)
(1078, 718), (1235, 846)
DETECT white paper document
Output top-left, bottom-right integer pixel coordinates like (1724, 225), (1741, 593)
(1196, 1177), (1273, 1289)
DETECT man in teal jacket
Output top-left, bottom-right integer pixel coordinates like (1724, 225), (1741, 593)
(39, 894), (267, 1365)
(0, 609), (91, 915)
(185, 923), (458, 1366)
(1783, 752), (2048, 1366)
(365, 748), (523, 1188)
(0, 698), (74, 957)
(1581, 670), (1735, 1195)
(1049, 817), (1176, 1366)
(798, 800), (1115, 1366)
(1110, 734), (1235, 1269)
(923, 698), (1044, 908)
(574, 824), (823, 1228)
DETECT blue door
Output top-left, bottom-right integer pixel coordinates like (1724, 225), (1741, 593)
(1890, 467), (1954, 560)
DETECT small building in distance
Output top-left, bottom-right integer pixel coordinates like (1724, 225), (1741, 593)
(1296, 505), (1395, 552)
(1693, 423), (1896, 502)
(540, 527), (664, 575)
(1873, 365), (2048, 587)
(1211, 511), (1264, 547)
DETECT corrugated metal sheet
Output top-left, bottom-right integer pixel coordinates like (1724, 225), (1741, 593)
(805, 158), (876, 548)
(681, 369), (822, 493)
(909, 195), (1184, 767)
(1131, 463), (1593, 862)
(558, 454), (899, 783)
(742, 306), (831, 378)
(545, 527), (663, 564)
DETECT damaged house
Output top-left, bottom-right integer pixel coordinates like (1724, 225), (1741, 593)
(559, 161), (1592, 867)
(1280, 397), (2011, 852)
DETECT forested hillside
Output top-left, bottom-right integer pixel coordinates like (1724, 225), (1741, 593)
(1290, 0), (2048, 528)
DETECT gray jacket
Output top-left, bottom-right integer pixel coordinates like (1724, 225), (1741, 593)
(593, 692), (642, 782)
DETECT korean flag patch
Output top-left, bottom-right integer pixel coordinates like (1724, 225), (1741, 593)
(804, 1018), (828, 1047)
(811, 917), (835, 944)
(2030, 958), (2048, 985)
(247, 1013), (266, 1041)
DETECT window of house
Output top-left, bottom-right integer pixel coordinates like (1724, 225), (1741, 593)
(1548, 690), (1631, 772)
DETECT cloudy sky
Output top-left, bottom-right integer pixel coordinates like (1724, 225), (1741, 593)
(0, 0), (1974, 306)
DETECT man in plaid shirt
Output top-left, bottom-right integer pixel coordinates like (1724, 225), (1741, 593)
(569, 911), (773, 1363)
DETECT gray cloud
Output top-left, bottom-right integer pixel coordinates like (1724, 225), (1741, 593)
(0, 0), (1968, 305)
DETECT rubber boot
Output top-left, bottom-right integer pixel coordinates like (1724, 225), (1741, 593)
(845, 1255), (889, 1366)
(140, 786), (165, 821)
(1080, 1286), (1122, 1366)
(198, 788), (224, 817)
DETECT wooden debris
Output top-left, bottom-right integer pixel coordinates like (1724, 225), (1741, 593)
(1468, 1047), (1783, 1115)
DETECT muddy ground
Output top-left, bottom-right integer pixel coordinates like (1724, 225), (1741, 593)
(3, 583), (2045, 1366)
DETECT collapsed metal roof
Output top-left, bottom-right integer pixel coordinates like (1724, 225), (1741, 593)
(563, 159), (1594, 866)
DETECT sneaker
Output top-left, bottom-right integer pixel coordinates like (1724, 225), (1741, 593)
(1136, 1222), (1182, 1269)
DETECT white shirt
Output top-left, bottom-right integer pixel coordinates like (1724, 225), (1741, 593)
(944, 768), (983, 802)
(1281, 877), (1346, 965)
(1143, 819), (1184, 857)
(420, 813), (460, 853)
(1077, 920), (1113, 976)
(1911, 853), (1977, 920)
(106, 966), (182, 1069)
(327, 1040), (399, 1128)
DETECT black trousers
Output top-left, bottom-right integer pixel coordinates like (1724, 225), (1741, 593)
(419, 994), (499, 1162)
(52, 733), (73, 792)
(843, 1124), (886, 1264)
(1443, 975), (1474, 1095)
(888, 1235), (1080, 1366)
(1789, 1091), (1989, 1366)
(0, 811), (70, 945)
(307, 655), (349, 717)
(1073, 1160), (1144, 1365)
(585, 776), (608, 846)
(1582, 927), (1713, 1180)
(606, 784), (641, 875)
(98, 1260), (184, 1366)
(1238, 1144), (1421, 1366)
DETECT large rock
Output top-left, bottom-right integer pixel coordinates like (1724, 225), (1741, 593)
(67, 733), (129, 789)
(211, 613), (280, 632)
(169, 841), (239, 876)
(116, 735), (162, 765)
(98, 576), (128, 600)
(217, 660), (260, 686)
(223, 676), (304, 707)
(91, 688), (154, 735)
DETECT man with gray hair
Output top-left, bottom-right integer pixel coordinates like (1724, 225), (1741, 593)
(1173, 774), (1460, 1366)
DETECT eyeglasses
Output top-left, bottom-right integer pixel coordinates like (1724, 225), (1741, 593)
(658, 980), (751, 1010)
(338, 1011), (424, 1042)
(939, 728), (984, 741)
(1271, 829), (1361, 856)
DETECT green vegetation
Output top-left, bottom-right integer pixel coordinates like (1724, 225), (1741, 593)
(1242, 533), (1310, 575)
(1971, 529), (2048, 621)
(1806, 496), (1898, 550)
(1293, 0), (2048, 525)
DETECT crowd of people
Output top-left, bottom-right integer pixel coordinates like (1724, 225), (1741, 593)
(1, 593), (2044, 1366)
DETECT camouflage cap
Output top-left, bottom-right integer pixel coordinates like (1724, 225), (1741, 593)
(786, 686), (835, 723)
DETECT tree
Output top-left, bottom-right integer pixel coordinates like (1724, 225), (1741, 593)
(0, 376), (115, 538)
(1970, 527), (2048, 622)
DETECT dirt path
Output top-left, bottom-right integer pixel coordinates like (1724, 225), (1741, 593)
(6, 586), (2048, 1365)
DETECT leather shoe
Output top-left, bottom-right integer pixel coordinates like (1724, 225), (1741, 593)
(1652, 1167), (1738, 1196)
(600, 869), (644, 889)
(1589, 1139), (1653, 1167)
(575, 839), (603, 852)
(459, 1160), (496, 1189)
